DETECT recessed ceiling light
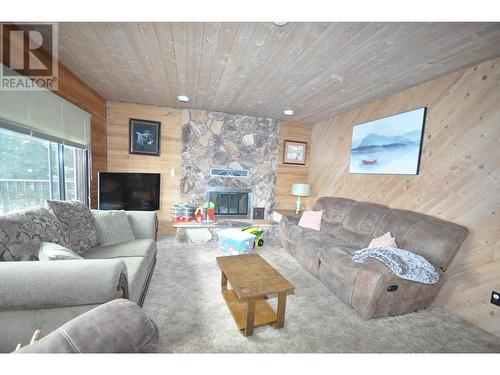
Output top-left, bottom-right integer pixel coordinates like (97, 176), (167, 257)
(274, 22), (288, 26)
(177, 95), (189, 102)
(283, 109), (294, 116)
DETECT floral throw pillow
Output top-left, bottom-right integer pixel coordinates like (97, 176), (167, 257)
(0, 245), (15, 261)
(46, 200), (98, 254)
(0, 207), (70, 261)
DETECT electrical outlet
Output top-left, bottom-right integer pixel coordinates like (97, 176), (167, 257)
(491, 291), (500, 306)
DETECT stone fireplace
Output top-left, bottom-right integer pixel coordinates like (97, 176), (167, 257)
(180, 109), (280, 218)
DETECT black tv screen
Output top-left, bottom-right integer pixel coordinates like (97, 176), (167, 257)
(98, 172), (160, 211)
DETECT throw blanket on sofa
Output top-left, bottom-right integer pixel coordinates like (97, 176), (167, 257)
(352, 247), (439, 284)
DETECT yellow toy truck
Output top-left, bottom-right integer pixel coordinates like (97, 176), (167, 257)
(241, 227), (264, 248)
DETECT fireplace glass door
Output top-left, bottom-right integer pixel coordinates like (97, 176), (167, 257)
(207, 192), (248, 217)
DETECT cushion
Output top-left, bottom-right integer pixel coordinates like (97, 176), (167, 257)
(46, 200), (98, 254)
(15, 299), (160, 353)
(125, 211), (157, 239)
(296, 226), (357, 255)
(0, 245), (14, 261)
(280, 216), (359, 277)
(91, 210), (135, 247)
(0, 207), (70, 261)
(312, 197), (358, 226)
(38, 242), (83, 261)
(376, 209), (468, 271)
(368, 232), (397, 248)
(298, 210), (323, 230)
(83, 239), (156, 267)
(319, 247), (363, 286)
(118, 257), (150, 304)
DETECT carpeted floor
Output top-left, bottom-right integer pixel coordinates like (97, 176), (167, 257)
(142, 237), (500, 353)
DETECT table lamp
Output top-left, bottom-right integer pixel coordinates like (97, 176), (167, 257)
(291, 183), (310, 214)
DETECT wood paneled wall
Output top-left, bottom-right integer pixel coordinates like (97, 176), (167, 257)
(54, 66), (107, 208)
(309, 57), (500, 337)
(106, 102), (183, 235)
(275, 121), (313, 210)
(106, 103), (312, 233)
(0, 24), (107, 208)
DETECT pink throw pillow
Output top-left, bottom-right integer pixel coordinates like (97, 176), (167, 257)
(369, 232), (397, 248)
(298, 210), (323, 231)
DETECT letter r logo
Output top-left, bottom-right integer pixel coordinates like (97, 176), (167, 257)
(2, 23), (56, 77)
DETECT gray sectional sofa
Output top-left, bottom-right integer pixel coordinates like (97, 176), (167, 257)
(0, 207), (157, 353)
(278, 197), (468, 320)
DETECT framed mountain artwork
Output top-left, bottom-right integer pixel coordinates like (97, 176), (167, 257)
(349, 107), (427, 175)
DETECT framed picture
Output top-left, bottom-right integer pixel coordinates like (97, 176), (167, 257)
(349, 107), (427, 175)
(283, 140), (307, 165)
(129, 118), (161, 156)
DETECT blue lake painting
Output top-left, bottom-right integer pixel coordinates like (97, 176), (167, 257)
(349, 107), (426, 175)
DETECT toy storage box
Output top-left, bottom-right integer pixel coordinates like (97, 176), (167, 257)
(218, 229), (256, 255)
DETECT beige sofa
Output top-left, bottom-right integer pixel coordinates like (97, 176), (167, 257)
(278, 197), (468, 319)
(0, 209), (157, 353)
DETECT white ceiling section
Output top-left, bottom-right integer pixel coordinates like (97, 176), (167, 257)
(29, 22), (500, 123)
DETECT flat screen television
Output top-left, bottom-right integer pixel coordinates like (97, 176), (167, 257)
(98, 172), (160, 211)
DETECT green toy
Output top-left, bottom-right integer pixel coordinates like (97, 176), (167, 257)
(241, 227), (264, 248)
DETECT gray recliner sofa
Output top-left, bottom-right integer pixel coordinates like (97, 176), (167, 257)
(278, 197), (468, 320)
(0, 209), (157, 353)
(15, 299), (160, 353)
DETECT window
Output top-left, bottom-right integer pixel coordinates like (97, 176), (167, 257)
(63, 145), (87, 202)
(0, 127), (88, 214)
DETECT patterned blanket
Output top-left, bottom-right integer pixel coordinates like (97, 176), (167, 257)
(352, 246), (439, 284)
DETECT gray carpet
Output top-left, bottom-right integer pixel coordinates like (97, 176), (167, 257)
(142, 237), (500, 353)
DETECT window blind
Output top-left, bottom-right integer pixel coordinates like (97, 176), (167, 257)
(0, 64), (90, 148)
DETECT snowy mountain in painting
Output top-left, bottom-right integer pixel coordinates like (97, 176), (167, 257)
(349, 107), (426, 175)
(353, 129), (422, 150)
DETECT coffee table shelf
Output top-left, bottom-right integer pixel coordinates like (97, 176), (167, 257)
(222, 289), (277, 331)
(216, 253), (294, 336)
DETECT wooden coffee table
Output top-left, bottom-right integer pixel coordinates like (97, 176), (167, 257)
(216, 253), (295, 336)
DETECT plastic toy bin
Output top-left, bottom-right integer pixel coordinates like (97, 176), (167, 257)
(218, 228), (256, 255)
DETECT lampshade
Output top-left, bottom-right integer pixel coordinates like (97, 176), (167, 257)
(291, 183), (310, 197)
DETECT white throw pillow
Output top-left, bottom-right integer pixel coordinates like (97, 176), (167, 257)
(91, 210), (135, 247)
(39, 242), (83, 261)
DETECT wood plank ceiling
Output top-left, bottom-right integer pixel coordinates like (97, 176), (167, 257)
(36, 22), (500, 123)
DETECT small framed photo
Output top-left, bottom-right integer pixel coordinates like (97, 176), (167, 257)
(129, 118), (161, 156)
(283, 140), (307, 165)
